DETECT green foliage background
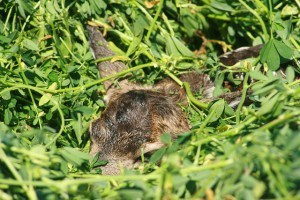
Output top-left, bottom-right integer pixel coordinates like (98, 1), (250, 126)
(0, 0), (300, 199)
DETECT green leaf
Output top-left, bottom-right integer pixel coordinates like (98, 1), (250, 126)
(0, 35), (12, 43)
(48, 71), (59, 82)
(273, 39), (293, 60)
(211, 1), (234, 12)
(39, 93), (52, 106)
(175, 62), (194, 69)
(165, 35), (181, 56)
(150, 42), (162, 58)
(16, 0), (33, 18)
(285, 66), (295, 83)
(126, 36), (142, 57)
(8, 99), (17, 108)
(46, 1), (58, 15)
(253, 79), (278, 95)
(172, 36), (194, 57)
(70, 117), (83, 144)
(91, 153), (108, 168)
(23, 39), (39, 51)
(4, 109), (12, 125)
(281, 5), (299, 16)
(180, 8), (202, 36)
(118, 188), (144, 200)
(60, 147), (90, 166)
(257, 93), (280, 116)
(74, 106), (94, 115)
(62, 79), (70, 86)
(249, 71), (268, 81)
(46, 111), (52, 120)
(208, 99), (225, 122)
(133, 14), (149, 36)
(160, 133), (172, 144)
(1, 91), (11, 100)
(150, 147), (166, 164)
(224, 103), (235, 116)
(260, 39), (280, 70)
(213, 73), (225, 97)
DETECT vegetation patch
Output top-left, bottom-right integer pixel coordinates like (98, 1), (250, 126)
(0, 0), (300, 199)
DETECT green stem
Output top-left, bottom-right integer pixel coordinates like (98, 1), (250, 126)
(45, 103), (65, 148)
(192, 116), (257, 145)
(160, 69), (208, 110)
(181, 159), (233, 175)
(288, 79), (300, 87)
(162, 13), (174, 36)
(193, 145), (202, 165)
(94, 56), (115, 63)
(0, 62), (156, 94)
(145, 0), (164, 41)
(236, 73), (250, 124)
(18, 59), (42, 129)
(20, 2), (40, 33)
(3, 6), (13, 34)
(60, 37), (84, 66)
(197, 106), (218, 132)
(207, 14), (257, 22)
(0, 145), (36, 199)
(0, 173), (160, 187)
(258, 111), (300, 131)
(116, 14), (133, 36)
(155, 168), (166, 200)
(295, 0), (300, 9)
(183, 82), (209, 109)
(254, 0), (268, 12)
(268, 0), (274, 39)
(132, 1), (153, 21)
(163, 69), (183, 86)
(70, 62), (155, 92)
(238, 0), (269, 41)
(290, 37), (300, 51)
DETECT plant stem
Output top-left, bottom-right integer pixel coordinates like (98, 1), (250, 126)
(94, 56), (115, 63)
(3, 6), (13, 34)
(192, 116), (257, 145)
(183, 82), (209, 109)
(162, 13), (174, 36)
(254, 0), (268, 12)
(258, 111), (300, 131)
(181, 159), (233, 175)
(0, 62), (156, 94)
(236, 73), (250, 124)
(238, 0), (269, 41)
(45, 103), (66, 148)
(290, 37), (300, 51)
(60, 37), (84, 67)
(0, 173), (160, 187)
(73, 62), (156, 92)
(146, 0), (165, 41)
(198, 106), (218, 132)
(18, 59), (42, 129)
(0, 146), (37, 199)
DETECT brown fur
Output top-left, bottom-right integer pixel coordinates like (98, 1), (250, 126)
(87, 25), (260, 175)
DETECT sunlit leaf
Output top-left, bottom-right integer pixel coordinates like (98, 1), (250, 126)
(208, 99), (225, 122)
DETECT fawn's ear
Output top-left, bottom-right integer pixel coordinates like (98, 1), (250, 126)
(219, 44), (263, 66)
(87, 25), (127, 91)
